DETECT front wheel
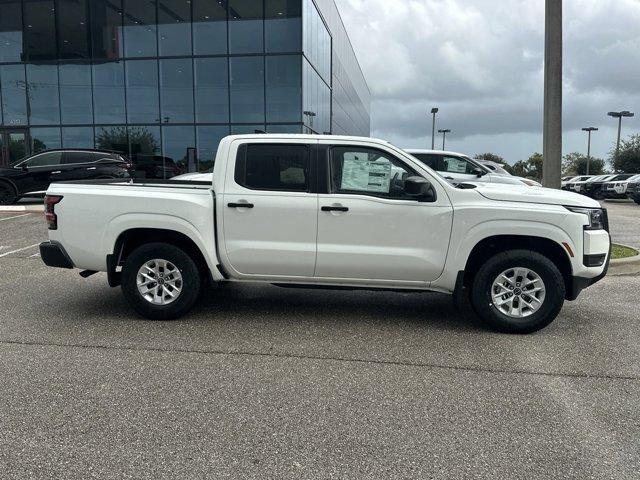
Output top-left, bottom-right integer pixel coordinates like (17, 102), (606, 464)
(121, 242), (202, 320)
(0, 182), (17, 205)
(470, 250), (565, 334)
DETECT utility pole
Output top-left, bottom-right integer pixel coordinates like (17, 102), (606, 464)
(542, 0), (562, 189)
(607, 111), (634, 160)
(581, 127), (597, 175)
(430, 107), (438, 149)
(438, 129), (451, 150)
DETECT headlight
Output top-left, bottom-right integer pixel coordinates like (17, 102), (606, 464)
(520, 179), (541, 187)
(565, 207), (608, 231)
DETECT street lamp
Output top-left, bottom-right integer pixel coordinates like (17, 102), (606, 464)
(430, 107), (439, 149)
(607, 110), (634, 160)
(438, 129), (451, 150)
(581, 127), (598, 175)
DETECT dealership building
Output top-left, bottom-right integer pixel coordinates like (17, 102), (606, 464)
(0, 0), (370, 174)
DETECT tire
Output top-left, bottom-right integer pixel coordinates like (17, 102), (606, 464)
(470, 249), (565, 334)
(634, 198), (640, 205)
(121, 242), (202, 320)
(0, 181), (17, 205)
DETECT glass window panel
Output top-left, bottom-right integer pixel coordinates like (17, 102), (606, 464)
(90, 0), (124, 60)
(194, 57), (228, 123)
(196, 125), (228, 172)
(62, 126), (95, 148)
(0, 0), (24, 62)
(60, 63), (93, 124)
(0, 64), (28, 125)
(266, 55), (301, 123)
(30, 127), (61, 152)
(24, 0), (57, 60)
(158, 0), (192, 56)
(124, 125), (162, 177)
(228, 0), (263, 54)
(26, 150), (62, 166)
(266, 124), (302, 133)
(126, 59), (159, 123)
(92, 61), (125, 123)
(160, 58), (193, 123)
(58, 0), (90, 59)
(236, 144), (309, 191)
(193, 0), (227, 55)
(26, 64), (60, 125)
(230, 124), (264, 134)
(162, 125), (194, 177)
(265, 0), (302, 53)
(123, 0), (157, 57)
(94, 125), (129, 153)
(229, 56), (264, 123)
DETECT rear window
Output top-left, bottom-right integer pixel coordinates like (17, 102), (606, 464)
(62, 152), (93, 164)
(235, 144), (309, 191)
(410, 153), (439, 169)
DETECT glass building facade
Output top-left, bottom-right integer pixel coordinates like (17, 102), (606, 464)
(0, 0), (370, 176)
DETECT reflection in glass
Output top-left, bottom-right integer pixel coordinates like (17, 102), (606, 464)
(162, 125), (194, 177)
(31, 127), (61, 152)
(160, 59), (194, 123)
(193, 0), (227, 55)
(0, 64), (28, 125)
(58, 0), (90, 59)
(0, 0), (24, 62)
(266, 55), (301, 123)
(230, 56), (264, 123)
(230, 124), (265, 134)
(194, 57), (229, 123)
(196, 125), (228, 172)
(62, 126), (95, 148)
(266, 0), (302, 53)
(266, 124), (302, 133)
(24, 0), (57, 60)
(158, 0), (192, 56)
(60, 63), (93, 124)
(93, 62), (125, 124)
(90, 0), (124, 60)
(228, 0), (263, 54)
(126, 59), (159, 123)
(27, 64), (60, 125)
(123, 0), (157, 57)
(127, 125), (163, 178)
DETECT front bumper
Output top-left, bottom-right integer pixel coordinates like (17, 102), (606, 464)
(567, 235), (611, 301)
(39, 241), (74, 269)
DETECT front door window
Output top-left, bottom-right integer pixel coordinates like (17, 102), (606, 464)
(0, 130), (29, 166)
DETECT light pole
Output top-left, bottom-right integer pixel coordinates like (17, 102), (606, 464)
(438, 129), (451, 150)
(430, 107), (438, 149)
(581, 127), (598, 175)
(303, 110), (316, 133)
(607, 111), (634, 160)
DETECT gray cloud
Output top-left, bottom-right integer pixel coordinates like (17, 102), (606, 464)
(339, 0), (640, 163)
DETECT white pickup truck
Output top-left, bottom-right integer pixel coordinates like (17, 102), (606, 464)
(39, 134), (611, 333)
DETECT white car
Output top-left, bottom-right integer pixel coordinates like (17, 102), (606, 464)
(612, 174), (640, 195)
(563, 175), (594, 191)
(573, 174), (610, 193)
(602, 174), (637, 199)
(38, 134), (610, 334)
(404, 149), (541, 187)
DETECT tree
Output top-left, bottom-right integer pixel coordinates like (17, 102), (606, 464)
(612, 133), (640, 173)
(511, 153), (544, 180)
(562, 152), (606, 176)
(95, 126), (159, 155)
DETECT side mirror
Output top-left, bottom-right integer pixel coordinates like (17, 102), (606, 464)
(405, 176), (434, 200)
(472, 167), (485, 177)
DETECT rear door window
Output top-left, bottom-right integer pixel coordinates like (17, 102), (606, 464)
(62, 152), (92, 164)
(235, 144), (310, 191)
(26, 152), (63, 167)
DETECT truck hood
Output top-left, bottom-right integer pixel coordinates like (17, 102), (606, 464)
(472, 183), (601, 207)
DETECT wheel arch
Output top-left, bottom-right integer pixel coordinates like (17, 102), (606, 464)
(0, 177), (19, 196)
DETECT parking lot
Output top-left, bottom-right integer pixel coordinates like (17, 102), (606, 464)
(0, 202), (639, 479)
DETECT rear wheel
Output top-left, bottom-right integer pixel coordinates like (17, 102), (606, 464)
(470, 250), (565, 333)
(0, 181), (17, 205)
(121, 242), (201, 320)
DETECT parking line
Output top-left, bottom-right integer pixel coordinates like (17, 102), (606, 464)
(0, 243), (40, 258)
(0, 214), (30, 221)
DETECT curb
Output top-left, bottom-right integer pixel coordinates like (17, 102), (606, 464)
(608, 243), (640, 276)
(0, 204), (42, 213)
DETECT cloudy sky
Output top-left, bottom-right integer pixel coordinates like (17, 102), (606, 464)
(338, 0), (640, 164)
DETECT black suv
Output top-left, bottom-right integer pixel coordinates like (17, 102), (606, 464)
(0, 149), (131, 204)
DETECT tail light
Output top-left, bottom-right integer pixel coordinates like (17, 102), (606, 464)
(44, 195), (63, 230)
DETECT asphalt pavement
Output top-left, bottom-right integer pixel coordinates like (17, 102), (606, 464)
(0, 204), (638, 479)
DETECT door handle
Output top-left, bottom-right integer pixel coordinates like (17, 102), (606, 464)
(227, 202), (254, 209)
(321, 206), (349, 212)
(51, 171), (62, 174)
(86, 167), (97, 170)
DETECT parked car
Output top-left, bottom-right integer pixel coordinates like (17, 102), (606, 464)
(579, 174), (616, 199)
(602, 174), (637, 199)
(404, 149), (542, 187)
(475, 159), (512, 176)
(573, 174), (610, 194)
(39, 134), (610, 334)
(0, 149), (131, 205)
(562, 175), (594, 191)
(626, 176), (640, 204)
